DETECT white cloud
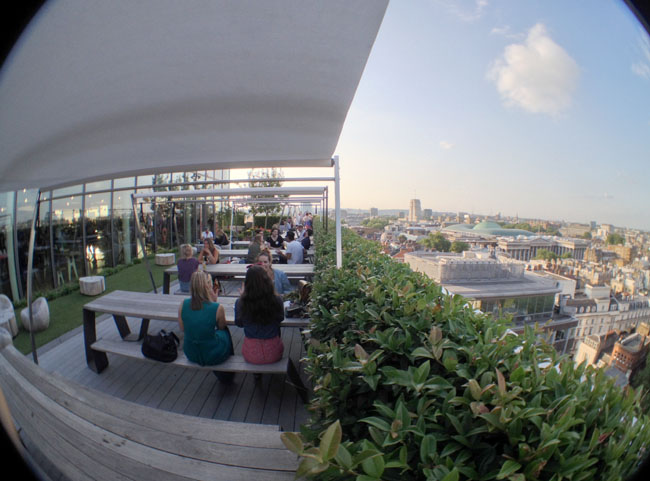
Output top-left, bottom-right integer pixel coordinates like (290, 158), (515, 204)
(488, 23), (579, 116)
(439, 141), (454, 150)
(437, 0), (488, 22)
(631, 28), (650, 80)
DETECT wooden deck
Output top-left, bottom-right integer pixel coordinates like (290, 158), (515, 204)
(33, 281), (311, 433)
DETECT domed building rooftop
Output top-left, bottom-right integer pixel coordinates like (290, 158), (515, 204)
(443, 220), (537, 237)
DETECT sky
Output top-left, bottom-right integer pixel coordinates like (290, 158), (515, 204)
(237, 0), (650, 231)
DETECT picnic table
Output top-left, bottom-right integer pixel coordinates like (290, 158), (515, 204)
(163, 263), (314, 294)
(82, 290), (310, 373)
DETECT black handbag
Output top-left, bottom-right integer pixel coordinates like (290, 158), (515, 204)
(141, 329), (180, 362)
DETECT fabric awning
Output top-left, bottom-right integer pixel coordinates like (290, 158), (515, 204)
(132, 186), (326, 200)
(0, 0), (388, 192)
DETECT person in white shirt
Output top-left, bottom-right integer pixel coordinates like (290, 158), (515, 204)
(201, 226), (213, 242)
(295, 224), (306, 240)
(285, 231), (304, 264)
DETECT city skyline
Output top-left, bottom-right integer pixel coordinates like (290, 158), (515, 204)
(240, 0), (650, 232)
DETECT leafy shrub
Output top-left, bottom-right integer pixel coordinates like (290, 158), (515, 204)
(283, 229), (650, 480)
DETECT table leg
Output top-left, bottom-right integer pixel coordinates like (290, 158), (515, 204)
(83, 308), (108, 373)
(286, 359), (308, 403)
(163, 272), (170, 294)
(113, 315), (131, 339)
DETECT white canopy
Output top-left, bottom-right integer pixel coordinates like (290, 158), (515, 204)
(0, 0), (388, 192)
(132, 186), (326, 200)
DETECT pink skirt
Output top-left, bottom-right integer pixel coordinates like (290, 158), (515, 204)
(242, 336), (284, 364)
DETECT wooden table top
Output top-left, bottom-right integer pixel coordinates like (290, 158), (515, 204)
(84, 290), (309, 327)
(165, 263), (314, 277)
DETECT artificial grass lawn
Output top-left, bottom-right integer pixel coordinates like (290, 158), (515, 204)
(13, 259), (170, 355)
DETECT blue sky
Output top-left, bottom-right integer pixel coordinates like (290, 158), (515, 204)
(238, 1), (650, 230)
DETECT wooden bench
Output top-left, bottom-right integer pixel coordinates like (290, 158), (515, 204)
(91, 338), (308, 402)
(0, 344), (299, 481)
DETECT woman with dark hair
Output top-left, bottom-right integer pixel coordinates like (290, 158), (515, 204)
(178, 271), (233, 380)
(234, 265), (285, 364)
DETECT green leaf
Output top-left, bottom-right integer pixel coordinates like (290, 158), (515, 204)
(362, 453), (385, 478)
(295, 457), (329, 478)
(441, 467), (460, 481)
(497, 460), (522, 479)
(468, 379), (482, 400)
(280, 432), (303, 454)
(420, 434), (438, 463)
(319, 420), (342, 461)
(334, 444), (353, 470)
(362, 416), (391, 432)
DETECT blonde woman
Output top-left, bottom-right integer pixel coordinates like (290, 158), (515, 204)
(178, 271), (233, 380)
(177, 244), (199, 293)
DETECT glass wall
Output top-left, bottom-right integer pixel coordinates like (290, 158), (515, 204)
(84, 191), (113, 274)
(112, 190), (137, 265)
(51, 193), (84, 287)
(0, 169), (231, 301)
(481, 294), (555, 323)
(0, 192), (17, 299)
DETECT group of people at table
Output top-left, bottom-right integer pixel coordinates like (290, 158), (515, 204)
(173, 223), (312, 380)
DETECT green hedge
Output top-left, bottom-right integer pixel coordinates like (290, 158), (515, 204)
(282, 229), (650, 481)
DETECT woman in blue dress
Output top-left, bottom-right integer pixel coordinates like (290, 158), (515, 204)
(178, 271), (233, 381)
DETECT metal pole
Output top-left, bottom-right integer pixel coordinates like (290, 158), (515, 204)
(27, 190), (41, 364)
(334, 156), (342, 269)
(229, 201), (235, 248)
(131, 194), (157, 293)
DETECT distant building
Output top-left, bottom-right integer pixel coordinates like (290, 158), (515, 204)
(423, 208), (432, 219)
(574, 325), (650, 387)
(404, 250), (576, 353)
(562, 286), (650, 345)
(409, 199), (422, 222)
(370, 207), (379, 217)
(497, 237), (589, 261)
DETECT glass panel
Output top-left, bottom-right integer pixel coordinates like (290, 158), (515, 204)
(15, 189), (40, 296)
(52, 185), (83, 198)
(85, 192), (113, 273)
(51, 195), (84, 286)
(85, 180), (112, 193)
(112, 190), (137, 265)
(34, 199), (54, 293)
(113, 176), (136, 189)
(0, 193), (17, 299)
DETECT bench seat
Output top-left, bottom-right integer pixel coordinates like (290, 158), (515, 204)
(91, 338), (308, 400)
(0, 344), (299, 481)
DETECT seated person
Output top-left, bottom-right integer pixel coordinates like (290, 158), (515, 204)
(245, 232), (264, 264)
(295, 224), (306, 240)
(257, 252), (292, 295)
(213, 225), (230, 247)
(200, 226), (213, 241)
(267, 227), (287, 263)
(177, 244), (199, 292)
(178, 271), (233, 380)
(285, 231), (305, 264)
(199, 238), (219, 264)
(235, 265), (285, 364)
(301, 229), (313, 250)
(266, 228), (285, 248)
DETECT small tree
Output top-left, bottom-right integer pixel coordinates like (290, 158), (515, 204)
(534, 249), (558, 261)
(247, 168), (285, 228)
(418, 232), (451, 252)
(451, 240), (470, 253)
(607, 232), (625, 245)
